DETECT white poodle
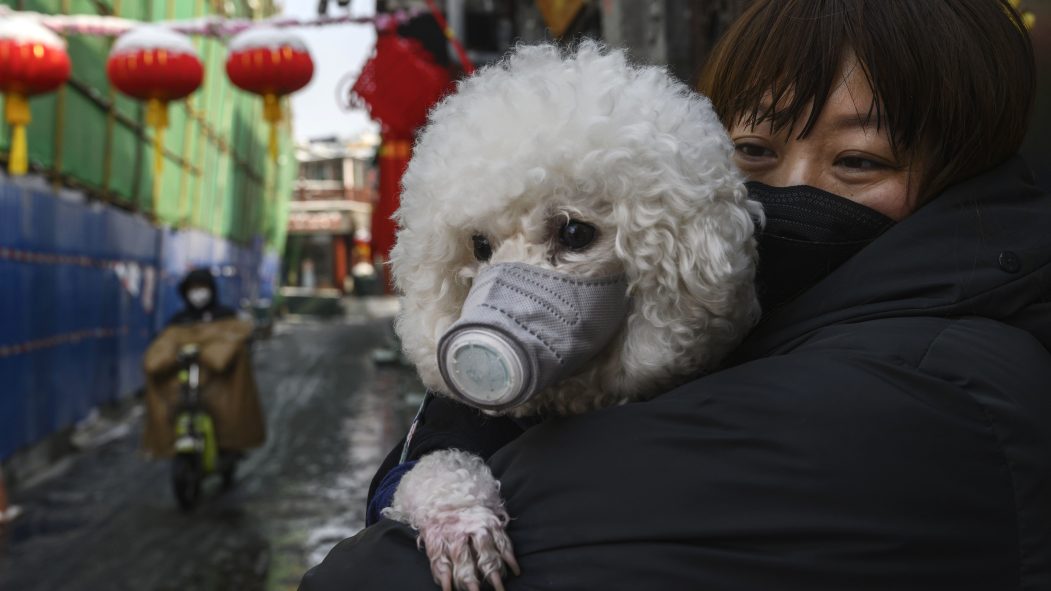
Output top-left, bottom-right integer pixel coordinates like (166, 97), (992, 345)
(382, 42), (761, 591)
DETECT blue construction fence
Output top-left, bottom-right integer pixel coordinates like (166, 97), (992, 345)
(0, 176), (280, 460)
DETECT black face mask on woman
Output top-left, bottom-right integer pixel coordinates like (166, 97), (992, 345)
(747, 181), (896, 313)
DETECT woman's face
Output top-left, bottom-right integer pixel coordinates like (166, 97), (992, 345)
(729, 58), (920, 220)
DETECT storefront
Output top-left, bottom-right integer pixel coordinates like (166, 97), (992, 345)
(282, 200), (370, 294)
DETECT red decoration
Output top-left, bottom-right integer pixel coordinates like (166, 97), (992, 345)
(372, 135), (412, 293)
(106, 26), (203, 179)
(106, 50), (203, 101)
(354, 31), (453, 292)
(351, 31), (453, 137)
(225, 28), (314, 160)
(0, 19), (71, 175)
(226, 45), (313, 96)
(0, 39), (71, 95)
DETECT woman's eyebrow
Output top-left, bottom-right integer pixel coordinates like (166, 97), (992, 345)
(825, 112), (882, 133)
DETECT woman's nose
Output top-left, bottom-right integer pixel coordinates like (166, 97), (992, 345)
(770, 153), (820, 188)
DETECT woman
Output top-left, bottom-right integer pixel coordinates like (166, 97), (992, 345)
(302, 1), (1050, 589)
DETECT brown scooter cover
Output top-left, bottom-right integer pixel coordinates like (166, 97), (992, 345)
(142, 318), (265, 457)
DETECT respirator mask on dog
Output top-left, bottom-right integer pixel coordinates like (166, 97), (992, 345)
(437, 263), (629, 412)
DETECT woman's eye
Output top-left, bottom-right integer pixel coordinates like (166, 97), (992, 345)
(836, 155), (888, 171)
(734, 143), (776, 159)
(472, 234), (492, 261)
(558, 220), (597, 251)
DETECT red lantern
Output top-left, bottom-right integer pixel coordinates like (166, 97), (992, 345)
(0, 18), (71, 176)
(107, 26), (203, 177)
(225, 28), (314, 160)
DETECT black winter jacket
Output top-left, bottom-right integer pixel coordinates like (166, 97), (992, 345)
(301, 156), (1051, 590)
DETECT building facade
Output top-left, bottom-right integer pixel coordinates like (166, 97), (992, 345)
(372, 0), (1049, 188)
(427, 0), (750, 86)
(281, 135), (379, 297)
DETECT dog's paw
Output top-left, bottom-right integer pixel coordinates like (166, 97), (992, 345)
(384, 450), (521, 591)
(417, 505), (520, 591)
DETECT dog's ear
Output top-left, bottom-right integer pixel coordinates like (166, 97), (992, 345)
(609, 174), (761, 390)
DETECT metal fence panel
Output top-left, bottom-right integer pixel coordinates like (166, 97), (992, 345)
(0, 175), (273, 460)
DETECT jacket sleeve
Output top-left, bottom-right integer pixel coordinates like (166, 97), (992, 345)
(143, 327), (180, 377)
(299, 520), (434, 590)
(914, 317), (1051, 579)
(365, 394), (526, 513)
(198, 319), (253, 373)
(308, 318), (1051, 591)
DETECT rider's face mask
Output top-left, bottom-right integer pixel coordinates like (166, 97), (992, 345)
(186, 287), (213, 309)
(437, 263), (629, 412)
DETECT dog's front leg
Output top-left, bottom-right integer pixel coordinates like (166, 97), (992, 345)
(383, 449), (521, 591)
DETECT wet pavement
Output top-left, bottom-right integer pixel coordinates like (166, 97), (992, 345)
(0, 299), (423, 591)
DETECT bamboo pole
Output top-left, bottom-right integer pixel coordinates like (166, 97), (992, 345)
(192, 10), (214, 228)
(51, 0), (72, 188)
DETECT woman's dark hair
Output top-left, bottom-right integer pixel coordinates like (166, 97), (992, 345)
(699, 0), (1036, 201)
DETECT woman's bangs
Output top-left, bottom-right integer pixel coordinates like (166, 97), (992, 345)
(704, 0), (882, 141)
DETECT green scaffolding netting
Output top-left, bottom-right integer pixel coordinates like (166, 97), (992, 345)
(0, 0), (294, 253)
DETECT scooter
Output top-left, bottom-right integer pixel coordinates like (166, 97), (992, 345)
(171, 343), (238, 510)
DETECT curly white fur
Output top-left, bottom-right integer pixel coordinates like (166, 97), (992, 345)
(384, 42), (761, 591)
(392, 42), (760, 417)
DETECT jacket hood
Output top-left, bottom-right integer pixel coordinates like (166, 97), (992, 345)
(734, 156), (1051, 361)
(178, 268), (219, 304)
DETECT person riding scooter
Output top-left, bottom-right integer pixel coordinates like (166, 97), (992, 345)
(142, 268), (266, 507)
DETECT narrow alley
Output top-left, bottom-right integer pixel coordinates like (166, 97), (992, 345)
(0, 303), (421, 591)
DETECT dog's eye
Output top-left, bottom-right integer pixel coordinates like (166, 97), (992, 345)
(472, 234), (493, 261)
(558, 220), (596, 251)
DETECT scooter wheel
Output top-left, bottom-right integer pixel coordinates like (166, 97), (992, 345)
(172, 454), (202, 511)
(221, 456), (238, 491)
